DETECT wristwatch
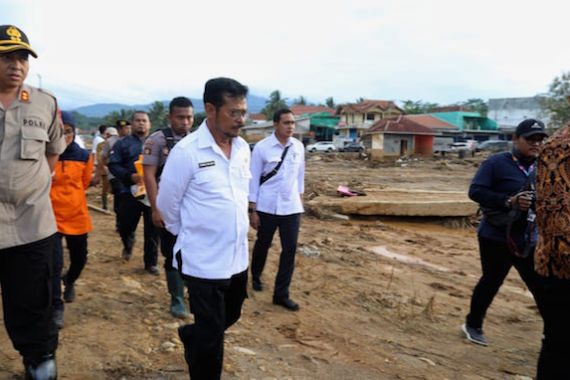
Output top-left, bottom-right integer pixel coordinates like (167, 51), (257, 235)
(505, 197), (513, 208)
(248, 208), (256, 214)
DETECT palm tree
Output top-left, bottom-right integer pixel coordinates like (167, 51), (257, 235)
(261, 90), (288, 119)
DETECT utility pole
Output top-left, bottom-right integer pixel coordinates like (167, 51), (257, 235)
(37, 74), (42, 89)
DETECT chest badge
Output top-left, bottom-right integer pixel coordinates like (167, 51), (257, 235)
(199, 161), (216, 168)
(20, 90), (29, 103)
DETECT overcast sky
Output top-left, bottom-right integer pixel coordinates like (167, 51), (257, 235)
(2, 0), (569, 109)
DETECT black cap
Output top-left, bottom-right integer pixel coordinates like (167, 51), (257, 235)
(0, 25), (38, 58)
(115, 119), (130, 128)
(515, 119), (547, 138)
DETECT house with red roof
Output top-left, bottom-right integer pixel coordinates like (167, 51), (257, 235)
(337, 99), (404, 143)
(289, 105), (336, 116)
(361, 115), (437, 158)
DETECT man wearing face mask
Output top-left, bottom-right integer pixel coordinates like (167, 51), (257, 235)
(109, 111), (159, 275)
(462, 119), (547, 346)
(143, 97), (194, 319)
(0, 25), (65, 379)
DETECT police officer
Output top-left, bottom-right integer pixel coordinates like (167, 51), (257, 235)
(108, 111), (159, 275)
(0, 25), (65, 379)
(143, 96), (194, 318)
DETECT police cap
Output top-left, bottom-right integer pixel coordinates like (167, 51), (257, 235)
(0, 25), (38, 58)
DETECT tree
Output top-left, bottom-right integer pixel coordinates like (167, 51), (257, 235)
(192, 112), (206, 131)
(401, 100), (439, 115)
(293, 95), (307, 106)
(541, 71), (570, 128)
(261, 90), (288, 119)
(325, 97), (335, 109)
(148, 101), (167, 131)
(103, 108), (134, 127)
(458, 98), (488, 117)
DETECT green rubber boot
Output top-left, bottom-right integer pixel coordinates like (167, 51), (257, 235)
(165, 269), (189, 319)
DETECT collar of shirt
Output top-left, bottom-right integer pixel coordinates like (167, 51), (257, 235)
(269, 132), (292, 148)
(197, 120), (247, 157)
(166, 126), (187, 138)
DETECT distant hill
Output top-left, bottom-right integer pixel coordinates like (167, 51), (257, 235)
(73, 94), (267, 118)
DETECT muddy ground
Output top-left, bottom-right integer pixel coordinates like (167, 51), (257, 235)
(0, 153), (542, 379)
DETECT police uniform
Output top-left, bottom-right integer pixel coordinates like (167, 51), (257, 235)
(0, 24), (65, 377)
(143, 127), (189, 318)
(142, 127), (187, 270)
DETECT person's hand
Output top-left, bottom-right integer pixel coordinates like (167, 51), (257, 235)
(151, 208), (165, 228)
(131, 173), (143, 185)
(249, 211), (260, 230)
(510, 191), (534, 212)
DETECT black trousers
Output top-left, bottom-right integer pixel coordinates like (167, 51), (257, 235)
(251, 212), (301, 300)
(159, 228), (176, 271)
(535, 277), (570, 379)
(117, 192), (158, 268)
(109, 178), (122, 230)
(0, 235), (58, 362)
(52, 233), (88, 310)
(182, 270), (248, 380)
(466, 236), (539, 329)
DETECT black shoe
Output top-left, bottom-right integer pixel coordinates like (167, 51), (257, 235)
(121, 249), (132, 261)
(178, 325), (192, 366)
(63, 278), (75, 303)
(145, 265), (160, 276)
(252, 279), (263, 292)
(24, 354), (57, 380)
(52, 309), (64, 330)
(273, 297), (300, 311)
(461, 323), (488, 346)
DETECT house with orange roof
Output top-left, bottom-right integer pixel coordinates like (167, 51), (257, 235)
(361, 115), (437, 159)
(337, 99), (404, 144)
(289, 105), (336, 116)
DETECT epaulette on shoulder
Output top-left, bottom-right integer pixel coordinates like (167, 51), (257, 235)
(37, 87), (57, 101)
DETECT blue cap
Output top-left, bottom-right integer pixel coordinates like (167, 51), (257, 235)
(61, 111), (75, 128)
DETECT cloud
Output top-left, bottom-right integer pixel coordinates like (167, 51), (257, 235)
(4, 0), (570, 107)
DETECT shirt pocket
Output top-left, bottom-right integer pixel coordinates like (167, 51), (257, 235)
(20, 127), (49, 160)
(192, 169), (228, 195)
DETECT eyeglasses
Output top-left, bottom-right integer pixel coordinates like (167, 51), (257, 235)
(227, 110), (248, 120)
(63, 129), (74, 135)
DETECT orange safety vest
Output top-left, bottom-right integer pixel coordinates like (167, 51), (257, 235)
(50, 142), (93, 235)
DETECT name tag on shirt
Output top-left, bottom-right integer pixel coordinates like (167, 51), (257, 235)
(199, 161), (216, 168)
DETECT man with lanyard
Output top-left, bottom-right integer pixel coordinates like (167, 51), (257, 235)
(462, 119), (546, 346)
(109, 111), (159, 275)
(143, 96), (194, 319)
(0, 25), (65, 379)
(157, 77), (250, 379)
(248, 108), (305, 311)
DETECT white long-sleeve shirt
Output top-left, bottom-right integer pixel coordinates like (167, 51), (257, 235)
(157, 121), (251, 279)
(249, 133), (305, 215)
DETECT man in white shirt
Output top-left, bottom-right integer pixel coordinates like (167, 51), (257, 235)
(249, 108), (305, 311)
(157, 77), (250, 379)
